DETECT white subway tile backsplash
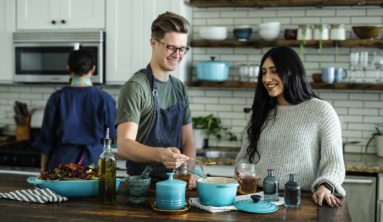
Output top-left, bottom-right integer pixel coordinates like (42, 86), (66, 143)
(306, 9), (336, 17)
(206, 104), (232, 111)
(349, 108), (379, 115)
(334, 100), (364, 107)
(363, 116), (383, 123)
(351, 16), (381, 24)
(336, 9), (366, 16)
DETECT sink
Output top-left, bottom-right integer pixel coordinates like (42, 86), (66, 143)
(196, 150), (238, 160)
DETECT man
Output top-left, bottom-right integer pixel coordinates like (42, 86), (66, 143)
(116, 12), (196, 188)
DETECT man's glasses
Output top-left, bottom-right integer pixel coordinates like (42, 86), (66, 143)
(157, 40), (190, 55)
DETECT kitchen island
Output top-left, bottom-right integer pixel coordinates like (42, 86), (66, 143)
(0, 173), (350, 221)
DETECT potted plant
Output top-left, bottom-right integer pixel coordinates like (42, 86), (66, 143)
(365, 123), (383, 157)
(192, 114), (237, 149)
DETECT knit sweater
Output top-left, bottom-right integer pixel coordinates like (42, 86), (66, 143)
(235, 98), (346, 197)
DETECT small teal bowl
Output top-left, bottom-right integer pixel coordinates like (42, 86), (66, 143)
(233, 27), (253, 41)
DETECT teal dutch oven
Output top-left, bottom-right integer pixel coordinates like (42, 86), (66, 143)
(197, 177), (239, 206)
(195, 56), (230, 82)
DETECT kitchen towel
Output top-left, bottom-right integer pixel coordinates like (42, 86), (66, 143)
(0, 188), (68, 203)
(189, 191), (284, 213)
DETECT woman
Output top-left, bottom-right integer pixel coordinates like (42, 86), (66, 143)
(235, 46), (345, 207)
(34, 49), (116, 172)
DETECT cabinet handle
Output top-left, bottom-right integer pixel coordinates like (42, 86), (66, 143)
(51, 20), (56, 25)
(343, 178), (373, 184)
(61, 20), (66, 24)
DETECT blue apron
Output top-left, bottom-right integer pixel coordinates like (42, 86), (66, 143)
(126, 65), (184, 182)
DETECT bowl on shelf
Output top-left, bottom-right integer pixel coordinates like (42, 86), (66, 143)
(312, 73), (322, 83)
(199, 26), (227, 40)
(233, 26), (253, 41)
(352, 26), (383, 39)
(258, 21), (280, 41)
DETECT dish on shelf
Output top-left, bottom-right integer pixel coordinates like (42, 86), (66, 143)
(258, 21), (280, 41)
(352, 26), (383, 40)
(233, 25), (253, 41)
(312, 73), (322, 83)
(199, 26), (227, 40)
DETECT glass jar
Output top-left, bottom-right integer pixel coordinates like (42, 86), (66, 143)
(297, 24), (313, 40)
(284, 174), (301, 208)
(235, 163), (259, 194)
(330, 24), (346, 40)
(263, 169), (279, 202)
(313, 24), (329, 40)
(173, 162), (191, 183)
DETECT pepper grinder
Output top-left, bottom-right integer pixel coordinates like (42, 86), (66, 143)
(284, 174), (301, 208)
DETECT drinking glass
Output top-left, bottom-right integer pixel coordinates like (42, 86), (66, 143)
(349, 52), (359, 82)
(371, 51), (383, 82)
(235, 163), (259, 194)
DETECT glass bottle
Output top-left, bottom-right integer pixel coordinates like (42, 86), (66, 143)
(98, 128), (116, 204)
(284, 174), (301, 208)
(263, 169), (279, 202)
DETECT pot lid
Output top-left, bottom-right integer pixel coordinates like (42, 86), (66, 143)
(156, 172), (186, 187)
(199, 56), (229, 65)
(233, 199), (278, 214)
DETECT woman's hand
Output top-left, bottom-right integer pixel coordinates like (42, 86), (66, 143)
(312, 185), (342, 207)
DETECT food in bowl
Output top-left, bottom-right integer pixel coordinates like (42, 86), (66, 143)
(196, 177), (239, 207)
(352, 26), (383, 39)
(233, 26), (253, 41)
(39, 163), (97, 180)
(199, 26), (227, 40)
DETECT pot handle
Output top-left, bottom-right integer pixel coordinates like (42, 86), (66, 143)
(210, 56), (216, 61)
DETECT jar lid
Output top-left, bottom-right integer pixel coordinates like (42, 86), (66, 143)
(156, 172), (186, 188)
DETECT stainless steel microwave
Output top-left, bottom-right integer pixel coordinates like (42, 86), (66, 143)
(13, 31), (105, 84)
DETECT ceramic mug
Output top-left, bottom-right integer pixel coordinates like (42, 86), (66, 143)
(334, 68), (348, 83)
(321, 67), (335, 84)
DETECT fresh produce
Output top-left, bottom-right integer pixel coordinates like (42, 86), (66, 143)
(39, 163), (98, 180)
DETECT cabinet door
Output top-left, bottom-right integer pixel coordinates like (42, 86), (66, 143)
(17, 0), (105, 30)
(60, 0), (105, 29)
(343, 175), (376, 222)
(0, 0), (15, 82)
(17, 0), (59, 30)
(105, 0), (191, 84)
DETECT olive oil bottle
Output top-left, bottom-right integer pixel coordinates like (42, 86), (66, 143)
(98, 128), (116, 204)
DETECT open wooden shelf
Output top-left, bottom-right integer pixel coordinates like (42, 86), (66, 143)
(188, 80), (383, 90)
(191, 39), (383, 49)
(186, 0), (383, 8)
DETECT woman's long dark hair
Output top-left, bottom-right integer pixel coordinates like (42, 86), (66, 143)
(246, 46), (319, 163)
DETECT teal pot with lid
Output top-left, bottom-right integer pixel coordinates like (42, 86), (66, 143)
(197, 177), (239, 206)
(195, 57), (230, 82)
(155, 172), (186, 210)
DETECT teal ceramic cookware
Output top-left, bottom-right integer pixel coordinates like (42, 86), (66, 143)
(195, 57), (230, 82)
(155, 172), (186, 210)
(197, 177), (239, 207)
(27, 177), (122, 197)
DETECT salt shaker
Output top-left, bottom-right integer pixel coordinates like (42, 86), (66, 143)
(263, 169), (279, 202)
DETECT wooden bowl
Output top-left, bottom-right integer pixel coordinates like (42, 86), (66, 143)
(312, 73), (322, 83)
(352, 26), (383, 39)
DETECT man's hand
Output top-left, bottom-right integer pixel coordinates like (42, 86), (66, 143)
(159, 147), (188, 169)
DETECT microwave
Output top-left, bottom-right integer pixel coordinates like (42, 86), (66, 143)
(13, 31), (105, 84)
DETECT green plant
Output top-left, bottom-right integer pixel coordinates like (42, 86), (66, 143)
(192, 114), (237, 141)
(365, 123), (383, 153)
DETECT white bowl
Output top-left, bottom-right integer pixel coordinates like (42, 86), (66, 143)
(259, 29), (280, 41)
(259, 21), (281, 30)
(199, 26), (227, 40)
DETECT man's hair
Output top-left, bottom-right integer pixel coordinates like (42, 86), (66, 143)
(67, 49), (95, 76)
(151, 11), (189, 40)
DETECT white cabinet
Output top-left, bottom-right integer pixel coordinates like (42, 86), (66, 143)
(343, 175), (377, 222)
(0, 0), (15, 82)
(17, 0), (105, 30)
(105, 0), (191, 84)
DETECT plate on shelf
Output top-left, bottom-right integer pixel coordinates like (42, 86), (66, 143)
(151, 201), (190, 215)
(233, 199), (278, 214)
